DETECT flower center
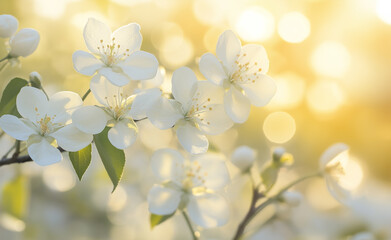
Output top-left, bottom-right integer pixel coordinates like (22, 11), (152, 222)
(97, 38), (131, 66)
(34, 107), (63, 135)
(184, 92), (212, 126)
(180, 160), (208, 192)
(230, 52), (263, 85)
(104, 93), (131, 120)
(325, 161), (346, 178)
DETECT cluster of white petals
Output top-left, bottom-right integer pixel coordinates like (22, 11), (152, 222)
(0, 14), (40, 59)
(0, 87), (91, 165)
(72, 18), (158, 87)
(147, 148), (230, 228)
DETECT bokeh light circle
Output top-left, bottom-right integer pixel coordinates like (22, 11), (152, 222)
(311, 41), (351, 78)
(278, 12), (311, 43)
(235, 7), (275, 42)
(263, 112), (296, 143)
(376, 0), (391, 24)
(306, 80), (345, 114)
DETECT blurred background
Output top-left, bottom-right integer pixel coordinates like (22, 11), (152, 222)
(0, 0), (391, 239)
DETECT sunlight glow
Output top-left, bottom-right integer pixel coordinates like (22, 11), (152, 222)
(376, 0), (391, 24)
(235, 7), (275, 42)
(278, 12), (311, 43)
(267, 73), (306, 109)
(306, 80), (345, 114)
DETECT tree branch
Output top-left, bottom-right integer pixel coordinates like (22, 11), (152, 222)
(0, 148), (65, 167)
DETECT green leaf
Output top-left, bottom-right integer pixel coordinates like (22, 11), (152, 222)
(93, 127), (125, 192)
(0, 78), (28, 117)
(150, 212), (176, 229)
(261, 164), (279, 191)
(69, 144), (92, 181)
(1, 174), (29, 220)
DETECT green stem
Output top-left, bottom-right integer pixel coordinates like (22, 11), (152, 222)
(0, 61), (9, 72)
(82, 89), (91, 101)
(182, 211), (198, 240)
(0, 56), (8, 63)
(232, 172), (321, 240)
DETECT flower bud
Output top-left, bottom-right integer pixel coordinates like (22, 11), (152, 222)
(0, 15), (18, 38)
(9, 28), (40, 57)
(231, 146), (256, 172)
(280, 191), (302, 207)
(29, 71), (43, 88)
(273, 147), (294, 166)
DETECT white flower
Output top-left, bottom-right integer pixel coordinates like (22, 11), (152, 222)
(9, 28), (40, 58)
(320, 143), (360, 203)
(0, 14), (18, 38)
(72, 75), (161, 149)
(231, 145), (256, 172)
(199, 30), (276, 123)
(280, 191), (302, 207)
(147, 67), (233, 154)
(0, 87), (92, 166)
(72, 18), (158, 86)
(147, 148), (230, 228)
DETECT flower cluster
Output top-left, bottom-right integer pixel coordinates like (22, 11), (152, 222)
(0, 15), (362, 239)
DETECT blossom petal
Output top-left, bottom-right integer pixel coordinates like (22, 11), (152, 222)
(51, 124), (92, 152)
(16, 86), (48, 122)
(0, 14), (18, 38)
(72, 106), (108, 134)
(9, 28), (40, 58)
(319, 143), (350, 170)
(98, 67), (130, 87)
(129, 88), (161, 120)
(171, 67), (197, 107)
(199, 53), (227, 86)
(108, 119), (137, 149)
(0, 115), (36, 140)
(187, 193), (229, 228)
(176, 123), (208, 154)
(72, 50), (103, 76)
(112, 23), (142, 55)
(216, 30), (241, 73)
(238, 44), (269, 74)
(90, 75), (125, 106)
(151, 148), (184, 183)
(117, 51), (158, 81)
(28, 137), (62, 166)
(192, 153), (230, 190)
(148, 185), (181, 215)
(224, 86), (251, 123)
(47, 91), (83, 124)
(239, 73), (276, 107)
(83, 18), (111, 54)
(147, 97), (183, 129)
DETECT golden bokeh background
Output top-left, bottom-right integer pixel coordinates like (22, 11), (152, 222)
(1, 0), (391, 238)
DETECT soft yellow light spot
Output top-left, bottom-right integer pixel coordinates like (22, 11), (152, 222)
(203, 27), (224, 52)
(107, 186), (128, 212)
(235, 7), (275, 42)
(306, 179), (341, 210)
(0, 214), (25, 232)
(278, 12), (311, 43)
(311, 41), (351, 78)
(34, 0), (78, 19)
(263, 112), (296, 144)
(267, 73), (306, 109)
(160, 35), (194, 69)
(193, 0), (225, 25)
(376, 0), (391, 24)
(110, 0), (151, 6)
(151, 22), (183, 49)
(43, 163), (76, 192)
(306, 80), (345, 114)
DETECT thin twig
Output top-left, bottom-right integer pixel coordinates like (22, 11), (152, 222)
(82, 89), (91, 101)
(182, 210), (199, 240)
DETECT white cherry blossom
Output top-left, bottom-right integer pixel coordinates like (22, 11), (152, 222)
(231, 145), (257, 172)
(147, 148), (230, 228)
(0, 14), (18, 38)
(8, 28), (40, 58)
(72, 75), (161, 149)
(199, 30), (276, 123)
(319, 143), (361, 203)
(147, 67), (233, 154)
(0, 87), (91, 166)
(72, 18), (158, 86)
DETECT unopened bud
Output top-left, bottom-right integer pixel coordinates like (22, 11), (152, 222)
(231, 146), (256, 172)
(29, 71), (43, 88)
(9, 28), (40, 57)
(0, 15), (18, 38)
(273, 147), (294, 166)
(280, 191), (302, 207)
